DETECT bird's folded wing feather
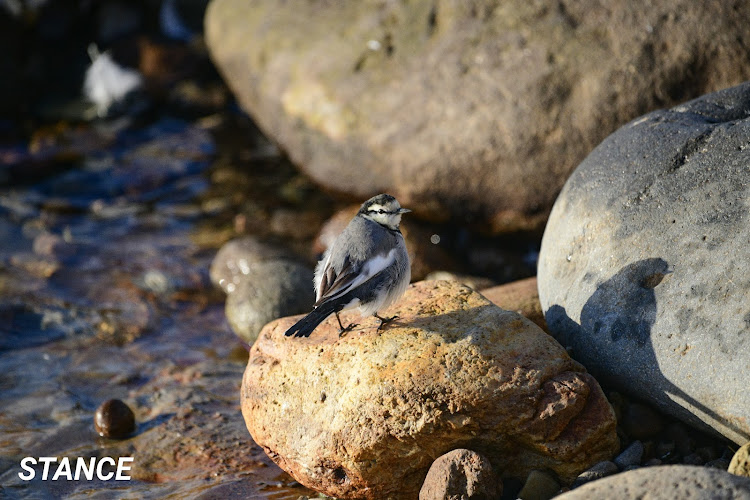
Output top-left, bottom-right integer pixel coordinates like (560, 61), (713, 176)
(314, 250), (395, 307)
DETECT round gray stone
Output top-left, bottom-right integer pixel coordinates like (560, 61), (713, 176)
(538, 82), (750, 445)
(225, 259), (313, 344)
(557, 465), (750, 500)
(210, 236), (293, 294)
(614, 441), (645, 470)
(572, 460), (619, 488)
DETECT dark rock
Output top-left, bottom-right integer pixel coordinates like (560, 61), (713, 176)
(571, 461), (619, 488)
(94, 399), (135, 438)
(517, 469), (560, 500)
(224, 259), (314, 344)
(419, 449), (501, 500)
(621, 402), (666, 440)
(695, 446), (719, 463)
(656, 440), (676, 459)
(614, 441), (644, 470)
(556, 465), (750, 500)
(683, 453), (705, 466)
(539, 82), (750, 445)
(665, 423), (695, 456)
(706, 458), (731, 471)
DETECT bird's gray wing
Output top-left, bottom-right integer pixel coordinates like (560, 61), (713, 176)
(314, 248), (396, 307)
(314, 255), (355, 307)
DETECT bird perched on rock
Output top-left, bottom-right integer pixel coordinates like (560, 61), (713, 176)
(285, 194), (411, 338)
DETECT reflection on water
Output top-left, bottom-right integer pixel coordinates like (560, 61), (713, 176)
(0, 115), (319, 498)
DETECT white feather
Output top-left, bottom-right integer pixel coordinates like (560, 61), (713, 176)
(83, 48), (143, 117)
(313, 249), (332, 302)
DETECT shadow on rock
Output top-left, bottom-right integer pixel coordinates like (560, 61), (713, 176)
(546, 258), (745, 440)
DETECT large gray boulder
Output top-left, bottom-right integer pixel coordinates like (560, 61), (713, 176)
(538, 82), (750, 444)
(205, 0), (750, 232)
(556, 465), (750, 500)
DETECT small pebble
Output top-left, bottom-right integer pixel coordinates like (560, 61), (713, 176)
(695, 445), (718, 462)
(664, 422), (693, 455)
(94, 399), (136, 438)
(683, 452), (704, 465)
(517, 469), (560, 500)
(614, 440), (644, 469)
(656, 440), (675, 459)
(571, 461), (619, 488)
(706, 458), (731, 470)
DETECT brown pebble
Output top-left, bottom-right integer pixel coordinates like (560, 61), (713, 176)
(95, 399), (136, 438)
(419, 448), (501, 500)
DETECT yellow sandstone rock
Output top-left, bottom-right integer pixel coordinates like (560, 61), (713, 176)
(242, 280), (618, 499)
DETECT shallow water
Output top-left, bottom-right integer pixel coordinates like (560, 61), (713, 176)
(0, 114), (320, 498)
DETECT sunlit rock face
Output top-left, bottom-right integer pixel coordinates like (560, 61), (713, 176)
(242, 280), (618, 499)
(206, 0), (750, 233)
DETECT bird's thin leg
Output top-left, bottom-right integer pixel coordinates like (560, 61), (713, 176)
(374, 312), (398, 331)
(336, 312), (358, 336)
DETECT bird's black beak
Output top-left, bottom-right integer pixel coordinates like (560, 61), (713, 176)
(398, 208), (411, 214)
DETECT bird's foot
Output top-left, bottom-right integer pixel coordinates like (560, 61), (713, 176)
(335, 311), (359, 337)
(338, 322), (359, 337)
(374, 313), (398, 331)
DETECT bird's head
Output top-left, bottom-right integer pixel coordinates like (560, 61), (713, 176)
(358, 194), (411, 230)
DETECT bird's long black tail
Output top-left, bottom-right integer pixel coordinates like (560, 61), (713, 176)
(284, 299), (344, 338)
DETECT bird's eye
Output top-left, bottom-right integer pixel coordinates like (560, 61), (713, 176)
(378, 209), (385, 214)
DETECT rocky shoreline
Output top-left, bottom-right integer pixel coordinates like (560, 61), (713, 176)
(2, 0), (749, 498)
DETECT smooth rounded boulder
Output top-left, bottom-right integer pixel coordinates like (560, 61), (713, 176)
(206, 0), (750, 232)
(538, 82), (750, 444)
(242, 280), (618, 499)
(555, 465), (750, 500)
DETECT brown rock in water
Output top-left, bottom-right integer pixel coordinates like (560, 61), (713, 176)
(95, 399), (135, 439)
(419, 449), (500, 500)
(206, 0), (750, 232)
(241, 280), (618, 499)
(480, 277), (546, 333)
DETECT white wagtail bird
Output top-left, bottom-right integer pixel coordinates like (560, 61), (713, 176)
(285, 194), (412, 338)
